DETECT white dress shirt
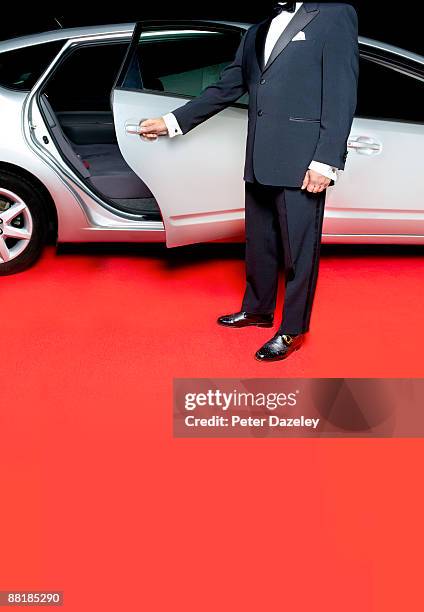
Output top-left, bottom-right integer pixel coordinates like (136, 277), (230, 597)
(163, 1), (339, 181)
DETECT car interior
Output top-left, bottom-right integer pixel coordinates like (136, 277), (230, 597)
(40, 42), (162, 219)
(39, 94), (161, 216)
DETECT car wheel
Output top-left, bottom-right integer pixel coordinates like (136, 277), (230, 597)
(0, 171), (48, 276)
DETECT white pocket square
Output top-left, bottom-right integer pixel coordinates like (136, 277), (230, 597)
(292, 31), (306, 41)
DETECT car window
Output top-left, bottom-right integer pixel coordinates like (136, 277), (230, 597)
(123, 30), (248, 104)
(357, 56), (424, 123)
(45, 42), (129, 112)
(0, 41), (64, 91)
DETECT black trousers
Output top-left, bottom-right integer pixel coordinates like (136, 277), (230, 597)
(241, 180), (326, 335)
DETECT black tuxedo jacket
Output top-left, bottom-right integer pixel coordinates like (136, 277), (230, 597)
(172, 3), (359, 187)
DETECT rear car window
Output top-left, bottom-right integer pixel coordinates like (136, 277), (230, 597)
(0, 41), (64, 91)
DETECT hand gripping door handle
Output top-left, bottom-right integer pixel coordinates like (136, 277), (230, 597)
(125, 123), (143, 135)
(348, 136), (382, 156)
(125, 120), (159, 141)
(125, 119), (152, 135)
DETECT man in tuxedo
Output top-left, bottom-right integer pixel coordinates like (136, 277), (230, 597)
(140, 2), (359, 362)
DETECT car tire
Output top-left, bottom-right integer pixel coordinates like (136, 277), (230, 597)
(0, 171), (49, 276)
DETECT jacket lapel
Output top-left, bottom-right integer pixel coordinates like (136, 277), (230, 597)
(262, 3), (320, 73)
(255, 17), (273, 72)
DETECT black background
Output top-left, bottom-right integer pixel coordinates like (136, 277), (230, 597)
(1, 3), (423, 55)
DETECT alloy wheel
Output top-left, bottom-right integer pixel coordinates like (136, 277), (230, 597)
(0, 188), (33, 264)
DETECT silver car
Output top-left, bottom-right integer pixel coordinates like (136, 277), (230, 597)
(0, 21), (423, 275)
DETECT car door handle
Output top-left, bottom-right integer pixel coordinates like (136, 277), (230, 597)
(125, 124), (143, 135)
(348, 136), (382, 155)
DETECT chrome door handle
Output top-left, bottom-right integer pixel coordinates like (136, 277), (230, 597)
(348, 136), (382, 155)
(125, 119), (150, 135)
(125, 124), (143, 135)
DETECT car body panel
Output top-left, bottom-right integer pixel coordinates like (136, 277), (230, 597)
(326, 117), (424, 236)
(113, 88), (247, 247)
(0, 87), (90, 239)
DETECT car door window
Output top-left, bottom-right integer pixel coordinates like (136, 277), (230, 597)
(357, 55), (423, 123)
(0, 41), (64, 91)
(120, 29), (248, 104)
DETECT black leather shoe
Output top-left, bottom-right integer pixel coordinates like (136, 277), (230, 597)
(255, 333), (304, 362)
(217, 311), (274, 328)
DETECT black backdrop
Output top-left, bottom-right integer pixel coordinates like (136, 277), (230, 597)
(1, 3), (423, 55)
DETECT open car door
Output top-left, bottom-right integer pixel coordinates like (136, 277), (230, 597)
(112, 22), (248, 247)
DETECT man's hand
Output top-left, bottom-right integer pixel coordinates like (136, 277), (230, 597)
(139, 118), (169, 141)
(301, 169), (331, 193)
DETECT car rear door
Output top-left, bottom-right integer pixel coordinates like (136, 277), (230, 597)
(324, 50), (424, 239)
(112, 23), (248, 247)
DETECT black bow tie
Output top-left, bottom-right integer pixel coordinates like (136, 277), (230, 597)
(272, 2), (297, 16)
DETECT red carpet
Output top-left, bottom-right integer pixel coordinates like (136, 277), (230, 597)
(1, 243), (424, 611)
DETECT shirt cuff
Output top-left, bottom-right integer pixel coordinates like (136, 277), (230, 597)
(163, 113), (183, 138)
(309, 161), (339, 182)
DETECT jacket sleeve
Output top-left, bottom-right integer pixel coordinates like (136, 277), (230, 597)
(171, 29), (250, 135)
(313, 5), (359, 170)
